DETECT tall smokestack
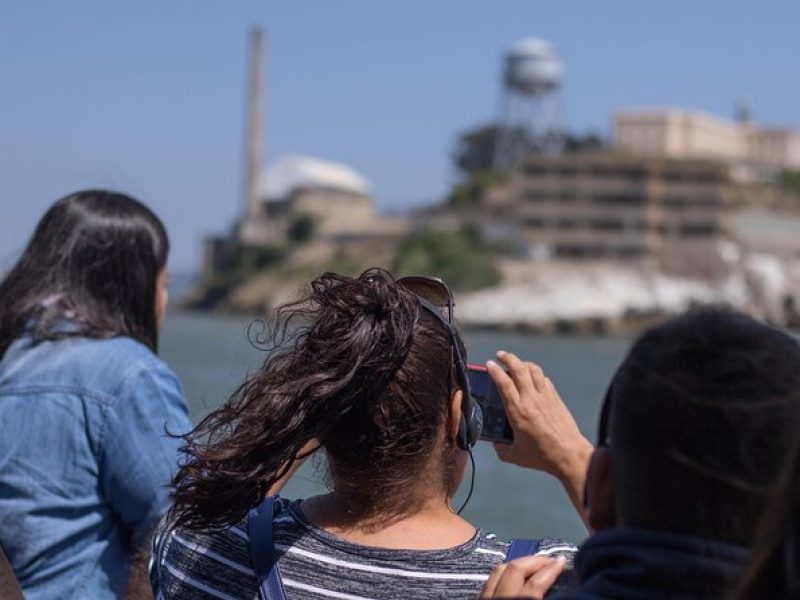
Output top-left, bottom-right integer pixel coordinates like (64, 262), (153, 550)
(244, 27), (264, 219)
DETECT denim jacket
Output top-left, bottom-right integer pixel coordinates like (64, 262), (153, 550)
(0, 334), (191, 599)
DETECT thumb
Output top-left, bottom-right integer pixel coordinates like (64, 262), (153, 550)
(493, 442), (512, 463)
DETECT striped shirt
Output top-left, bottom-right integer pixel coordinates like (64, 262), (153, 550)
(150, 498), (576, 599)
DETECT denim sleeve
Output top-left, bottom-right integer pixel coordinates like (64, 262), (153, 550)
(100, 358), (191, 547)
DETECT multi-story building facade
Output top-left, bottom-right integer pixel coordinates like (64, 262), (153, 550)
(482, 153), (733, 277)
(614, 109), (800, 170)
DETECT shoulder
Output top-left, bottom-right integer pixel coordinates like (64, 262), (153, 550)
(268, 507), (505, 598)
(151, 516), (257, 599)
(94, 336), (175, 382)
(105, 339), (181, 395)
(473, 530), (511, 562)
(63, 336), (182, 405)
(529, 537), (578, 561)
(0, 334), (176, 401)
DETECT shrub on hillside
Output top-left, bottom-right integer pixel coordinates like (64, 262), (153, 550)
(392, 227), (500, 292)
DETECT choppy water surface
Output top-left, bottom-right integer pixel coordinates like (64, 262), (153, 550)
(161, 311), (630, 545)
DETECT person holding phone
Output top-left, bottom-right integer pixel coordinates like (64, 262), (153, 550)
(470, 357), (593, 523)
(150, 270), (590, 599)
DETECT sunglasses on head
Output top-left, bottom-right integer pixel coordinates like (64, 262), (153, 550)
(396, 275), (470, 401)
(396, 276), (454, 323)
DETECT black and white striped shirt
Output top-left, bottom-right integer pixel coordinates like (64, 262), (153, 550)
(150, 498), (576, 599)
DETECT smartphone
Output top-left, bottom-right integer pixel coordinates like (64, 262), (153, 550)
(468, 364), (513, 444)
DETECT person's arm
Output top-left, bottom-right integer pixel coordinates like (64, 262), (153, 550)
(99, 358), (191, 588)
(0, 543), (23, 600)
(487, 351), (594, 527)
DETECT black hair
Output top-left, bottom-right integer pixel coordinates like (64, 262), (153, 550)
(734, 436), (800, 599)
(609, 307), (800, 546)
(170, 269), (464, 531)
(0, 190), (169, 358)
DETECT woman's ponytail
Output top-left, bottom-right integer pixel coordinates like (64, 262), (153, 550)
(170, 269), (455, 530)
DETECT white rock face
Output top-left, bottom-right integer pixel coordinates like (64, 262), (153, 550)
(457, 258), (800, 328)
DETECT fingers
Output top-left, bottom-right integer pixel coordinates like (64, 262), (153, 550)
(519, 556), (567, 599)
(481, 555), (566, 599)
(486, 358), (520, 412)
(496, 351), (548, 395)
(479, 563), (506, 598)
(497, 351), (537, 396)
(528, 363), (546, 395)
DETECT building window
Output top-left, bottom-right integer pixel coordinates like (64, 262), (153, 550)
(591, 194), (644, 207)
(678, 223), (718, 236)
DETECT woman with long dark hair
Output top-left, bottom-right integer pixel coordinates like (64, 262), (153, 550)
(151, 269), (587, 599)
(0, 190), (191, 599)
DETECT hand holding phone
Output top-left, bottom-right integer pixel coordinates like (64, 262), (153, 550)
(468, 364), (513, 444)
(485, 351), (593, 524)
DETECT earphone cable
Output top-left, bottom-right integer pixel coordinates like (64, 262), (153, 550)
(456, 448), (476, 515)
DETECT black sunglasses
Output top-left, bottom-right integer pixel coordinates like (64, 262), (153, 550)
(396, 276), (454, 322)
(396, 276), (470, 400)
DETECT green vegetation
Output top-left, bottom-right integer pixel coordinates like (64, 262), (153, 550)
(392, 226), (501, 292)
(778, 169), (800, 195)
(448, 170), (508, 208)
(202, 244), (287, 297)
(239, 245), (287, 271)
(452, 123), (607, 177)
(287, 214), (315, 244)
(452, 124), (505, 176)
(277, 251), (363, 282)
(563, 133), (605, 153)
(448, 124), (606, 208)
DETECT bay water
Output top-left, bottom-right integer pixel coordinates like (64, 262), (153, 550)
(160, 311), (631, 546)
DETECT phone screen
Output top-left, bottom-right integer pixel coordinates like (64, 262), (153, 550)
(468, 365), (513, 444)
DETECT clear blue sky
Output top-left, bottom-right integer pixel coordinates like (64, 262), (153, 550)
(2, 1), (798, 271)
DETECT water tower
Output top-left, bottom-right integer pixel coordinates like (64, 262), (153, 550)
(493, 38), (564, 169)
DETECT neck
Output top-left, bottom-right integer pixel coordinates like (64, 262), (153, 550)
(301, 491), (475, 550)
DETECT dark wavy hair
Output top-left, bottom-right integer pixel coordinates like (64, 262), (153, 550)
(0, 190), (169, 358)
(171, 269), (462, 531)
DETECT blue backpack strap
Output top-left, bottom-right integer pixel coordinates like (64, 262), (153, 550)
(248, 496), (288, 600)
(506, 538), (540, 562)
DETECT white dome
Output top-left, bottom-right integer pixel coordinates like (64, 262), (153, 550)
(505, 37), (562, 94)
(261, 155), (371, 200)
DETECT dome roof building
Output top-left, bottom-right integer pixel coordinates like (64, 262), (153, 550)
(261, 155), (371, 200)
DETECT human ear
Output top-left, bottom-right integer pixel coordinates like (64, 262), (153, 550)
(586, 448), (616, 532)
(155, 268), (169, 331)
(449, 389), (463, 441)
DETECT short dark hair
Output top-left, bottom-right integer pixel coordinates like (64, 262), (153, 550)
(171, 269), (463, 531)
(734, 435), (800, 599)
(0, 190), (169, 358)
(608, 307), (800, 546)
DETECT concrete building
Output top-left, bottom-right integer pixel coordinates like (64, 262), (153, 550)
(482, 152), (734, 277)
(614, 109), (800, 170)
(204, 154), (408, 280)
(245, 155), (377, 244)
